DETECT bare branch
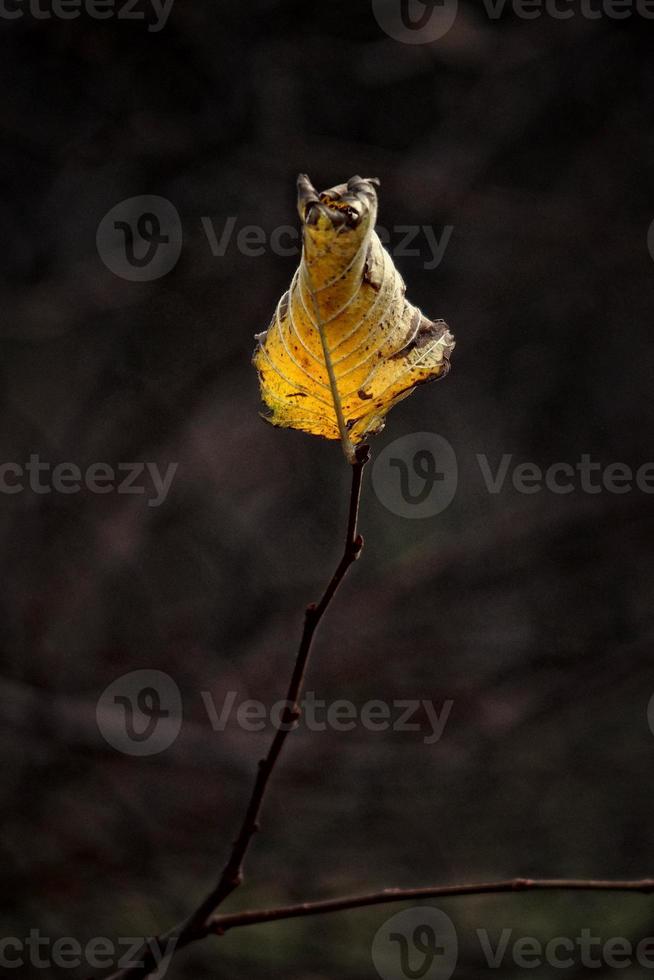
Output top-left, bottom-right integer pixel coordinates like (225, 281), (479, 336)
(100, 445), (370, 980)
(209, 878), (654, 933)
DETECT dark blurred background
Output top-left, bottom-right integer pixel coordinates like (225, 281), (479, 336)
(2, 1), (654, 977)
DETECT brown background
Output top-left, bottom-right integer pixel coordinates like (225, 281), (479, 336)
(2, 2), (654, 977)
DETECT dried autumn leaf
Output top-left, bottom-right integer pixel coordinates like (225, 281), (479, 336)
(253, 174), (454, 459)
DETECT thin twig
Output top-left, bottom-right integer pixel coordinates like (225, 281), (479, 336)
(209, 878), (654, 933)
(101, 445), (370, 980)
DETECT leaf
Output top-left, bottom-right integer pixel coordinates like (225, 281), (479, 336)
(253, 174), (455, 460)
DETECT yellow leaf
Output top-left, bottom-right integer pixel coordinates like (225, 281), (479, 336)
(253, 174), (455, 460)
